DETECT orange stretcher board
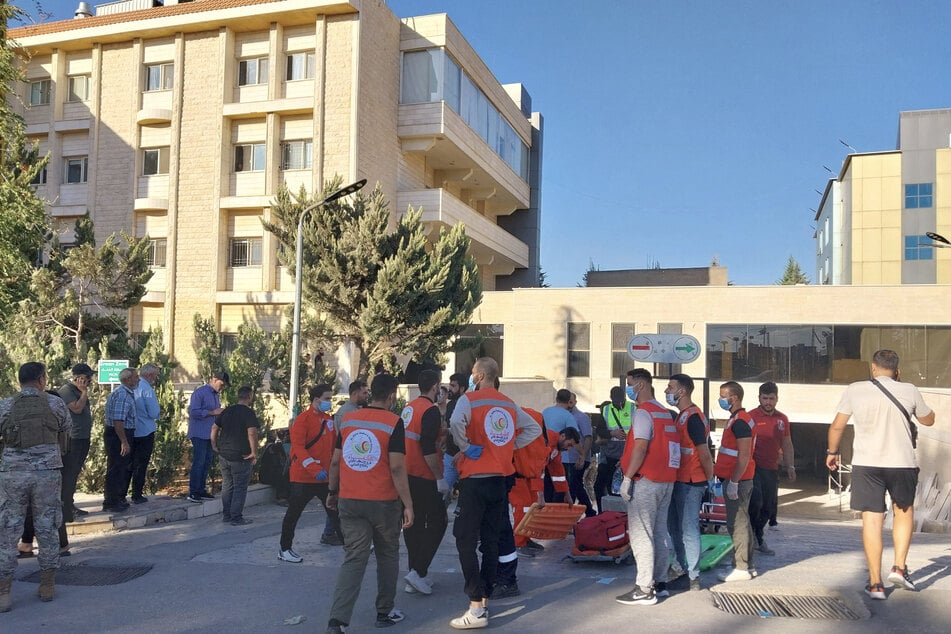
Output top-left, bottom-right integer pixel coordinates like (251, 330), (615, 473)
(514, 502), (586, 540)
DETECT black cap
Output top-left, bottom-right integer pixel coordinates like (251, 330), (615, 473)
(212, 370), (230, 386)
(72, 363), (95, 377)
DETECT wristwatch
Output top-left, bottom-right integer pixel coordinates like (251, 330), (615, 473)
(825, 450), (840, 455)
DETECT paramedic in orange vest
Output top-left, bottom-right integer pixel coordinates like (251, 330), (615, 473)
(278, 384), (342, 564)
(448, 357), (541, 630)
(400, 369), (449, 596)
(714, 380), (757, 583)
(325, 374), (414, 632)
(615, 368), (680, 607)
(664, 373), (714, 591)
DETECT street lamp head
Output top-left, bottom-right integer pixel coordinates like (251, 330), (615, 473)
(321, 179), (367, 205)
(926, 231), (950, 245)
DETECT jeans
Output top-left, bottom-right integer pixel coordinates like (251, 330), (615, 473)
(749, 467), (779, 542)
(443, 453), (459, 506)
(329, 498), (403, 627)
(189, 438), (214, 497)
(668, 481), (708, 580)
(130, 432), (155, 498)
(220, 457), (253, 521)
(280, 482), (341, 550)
(724, 479), (755, 571)
(61, 437), (91, 521)
(103, 428), (132, 507)
(454, 476), (509, 601)
(626, 478), (674, 590)
(403, 476), (448, 578)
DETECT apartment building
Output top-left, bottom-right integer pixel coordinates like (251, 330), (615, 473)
(816, 108), (951, 285)
(10, 0), (543, 379)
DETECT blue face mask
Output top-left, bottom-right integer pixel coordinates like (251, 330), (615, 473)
(718, 397), (731, 411)
(665, 392), (679, 406)
(318, 400), (332, 413)
(625, 385), (637, 401)
(468, 376), (477, 391)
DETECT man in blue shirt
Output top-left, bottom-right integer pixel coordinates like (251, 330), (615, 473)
(187, 371), (228, 503)
(542, 389), (578, 503)
(130, 363), (161, 504)
(103, 368), (138, 513)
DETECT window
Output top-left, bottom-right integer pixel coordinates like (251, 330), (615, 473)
(64, 157), (88, 184)
(142, 147), (170, 176)
(453, 324), (504, 375)
(145, 238), (167, 267)
(238, 57), (269, 86)
(611, 323), (636, 377)
(30, 165), (48, 185)
(904, 235), (934, 261)
(904, 183), (933, 209)
(67, 75), (89, 102)
(220, 333), (238, 357)
(229, 237), (263, 267)
(234, 143), (266, 172)
(145, 63), (174, 91)
(29, 79), (51, 106)
(285, 52), (315, 81)
(567, 322), (590, 377)
(281, 140), (312, 170)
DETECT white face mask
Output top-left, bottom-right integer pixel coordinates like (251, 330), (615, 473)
(665, 392), (679, 406)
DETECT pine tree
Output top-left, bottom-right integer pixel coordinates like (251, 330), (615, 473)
(776, 255), (810, 285)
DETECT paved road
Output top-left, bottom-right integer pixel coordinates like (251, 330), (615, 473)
(3, 491), (950, 633)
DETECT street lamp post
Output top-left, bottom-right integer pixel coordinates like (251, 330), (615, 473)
(288, 179), (366, 424)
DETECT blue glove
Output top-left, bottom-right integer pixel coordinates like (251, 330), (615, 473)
(315, 469), (328, 482)
(463, 444), (484, 460)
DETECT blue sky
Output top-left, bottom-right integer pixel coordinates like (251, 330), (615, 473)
(20, 1), (951, 287)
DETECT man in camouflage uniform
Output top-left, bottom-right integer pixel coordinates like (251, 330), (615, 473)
(0, 362), (71, 611)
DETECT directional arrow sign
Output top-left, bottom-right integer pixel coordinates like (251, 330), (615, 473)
(627, 334), (701, 364)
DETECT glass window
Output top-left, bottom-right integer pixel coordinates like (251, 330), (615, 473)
(567, 322), (590, 377)
(30, 165), (48, 185)
(142, 147), (169, 176)
(611, 323), (636, 378)
(453, 324), (504, 376)
(29, 79), (51, 106)
(145, 63), (174, 91)
(229, 238), (263, 267)
(146, 238), (167, 267)
(67, 75), (89, 102)
(285, 52), (315, 81)
(64, 157), (88, 184)
(281, 140), (312, 170)
(443, 55), (461, 112)
(904, 183), (933, 209)
(401, 49), (441, 104)
(904, 235), (933, 261)
(234, 143), (266, 172)
(220, 333), (239, 357)
(238, 57), (269, 86)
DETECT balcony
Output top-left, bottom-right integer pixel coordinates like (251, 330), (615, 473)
(398, 188), (528, 273)
(398, 102), (530, 215)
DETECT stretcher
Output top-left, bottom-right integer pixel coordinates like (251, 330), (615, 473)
(564, 544), (633, 565)
(514, 502), (586, 540)
(700, 494), (727, 532)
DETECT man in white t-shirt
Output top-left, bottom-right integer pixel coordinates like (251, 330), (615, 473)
(826, 349), (935, 601)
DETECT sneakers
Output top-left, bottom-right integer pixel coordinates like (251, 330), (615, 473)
(326, 622), (347, 633)
(404, 570), (432, 595)
(489, 582), (520, 599)
(524, 539), (546, 551)
(717, 568), (753, 582)
(375, 609), (405, 628)
(616, 585), (657, 605)
(755, 539), (775, 556)
(667, 564), (686, 580)
(887, 566), (916, 591)
(131, 495), (148, 504)
(279, 549), (303, 563)
(450, 607), (488, 629)
(73, 506), (89, 517)
(516, 546), (536, 558)
(320, 534), (345, 546)
(187, 494), (203, 503)
(199, 492), (215, 500)
(689, 577), (702, 592)
(655, 582), (669, 597)
(231, 518), (253, 526)
(865, 582), (887, 600)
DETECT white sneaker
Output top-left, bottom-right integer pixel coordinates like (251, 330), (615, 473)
(278, 549), (303, 563)
(717, 568), (752, 582)
(405, 569), (432, 595)
(404, 583), (417, 594)
(450, 608), (488, 630)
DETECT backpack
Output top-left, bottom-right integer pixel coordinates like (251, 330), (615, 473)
(513, 407), (551, 479)
(258, 441), (289, 487)
(573, 511), (629, 552)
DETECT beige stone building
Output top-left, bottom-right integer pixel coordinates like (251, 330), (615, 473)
(10, 0), (543, 380)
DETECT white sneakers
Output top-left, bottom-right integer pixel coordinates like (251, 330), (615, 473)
(404, 570), (433, 595)
(278, 549), (303, 563)
(717, 567), (753, 582)
(450, 607), (488, 629)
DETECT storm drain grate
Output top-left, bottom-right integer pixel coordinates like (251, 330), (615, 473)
(711, 590), (862, 620)
(22, 563), (153, 586)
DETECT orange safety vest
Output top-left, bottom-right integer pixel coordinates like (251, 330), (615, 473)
(457, 388), (517, 479)
(714, 409), (756, 481)
(289, 407), (336, 484)
(400, 396), (441, 480)
(675, 404), (710, 484)
(339, 407), (400, 501)
(620, 400), (679, 483)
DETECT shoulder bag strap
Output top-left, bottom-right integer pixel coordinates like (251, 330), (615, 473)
(305, 420), (328, 450)
(870, 378), (917, 449)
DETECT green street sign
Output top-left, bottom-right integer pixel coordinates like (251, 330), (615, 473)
(98, 360), (129, 384)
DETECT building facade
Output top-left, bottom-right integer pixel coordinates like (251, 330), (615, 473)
(10, 0), (542, 379)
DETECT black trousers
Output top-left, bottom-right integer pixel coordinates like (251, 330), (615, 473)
(566, 462), (596, 517)
(61, 438), (91, 521)
(594, 457), (619, 512)
(454, 476), (508, 601)
(749, 467), (779, 542)
(280, 482), (341, 551)
(495, 475), (518, 587)
(403, 476), (448, 578)
(130, 432), (155, 498)
(103, 427), (132, 507)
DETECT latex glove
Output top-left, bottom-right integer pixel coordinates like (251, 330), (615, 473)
(619, 476), (634, 502)
(436, 478), (449, 494)
(707, 478), (716, 493)
(726, 480), (739, 500)
(463, 444), (484, 460)
(315, 469), (328, 482)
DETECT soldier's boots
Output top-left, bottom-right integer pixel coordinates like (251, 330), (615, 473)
(38, 570), (55, 602)
(0, 577), (12, 612)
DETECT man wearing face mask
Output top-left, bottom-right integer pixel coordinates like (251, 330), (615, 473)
(594, 386), (633, 512)
(279, 384), (343, 562)
(713, 381), (757, 582)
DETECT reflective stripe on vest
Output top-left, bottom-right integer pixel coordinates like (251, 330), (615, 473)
(457, 388), (517, 478)
(622, 401), (679, 483)
(713, 410), (756, 481)
(676, 404), (710, 483)
(400, 396), (439, 480)
(339, 408), (400, 500)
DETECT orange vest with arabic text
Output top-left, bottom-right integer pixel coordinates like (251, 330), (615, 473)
(400, 396), (440, 480)
(675, 404), (710, 483)
(714, 409), (756, 481)
(339, 407), (400, 501)
(457, 388), (517, 479)
(622, 400), (680, 483)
